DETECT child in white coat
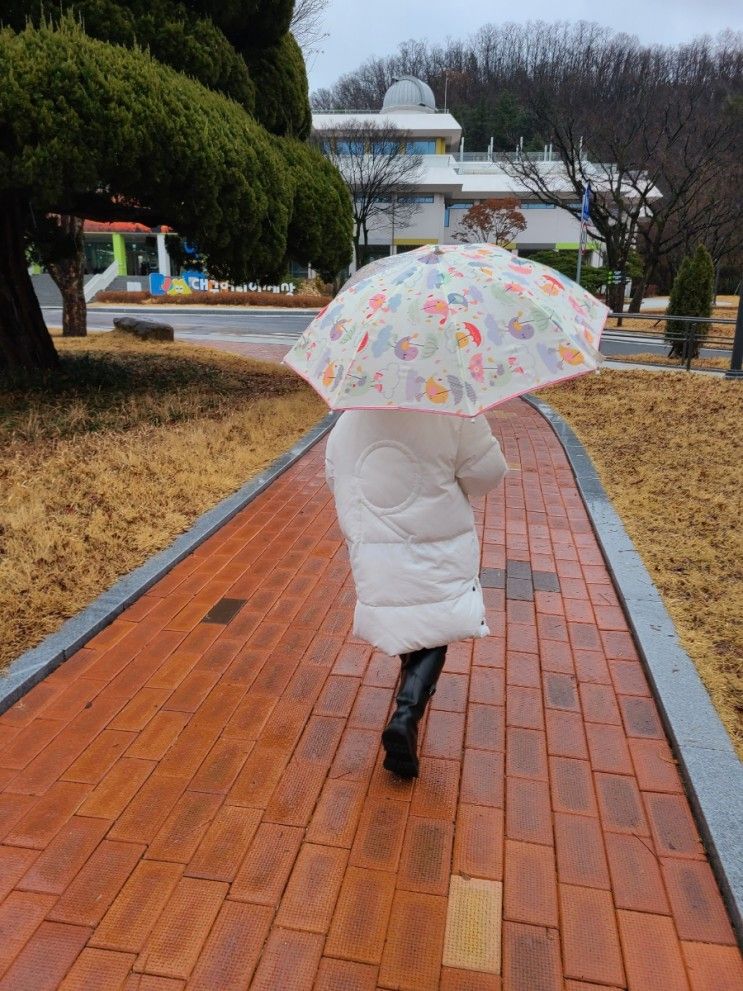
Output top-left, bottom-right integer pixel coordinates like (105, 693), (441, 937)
(325, 409), (508, 777)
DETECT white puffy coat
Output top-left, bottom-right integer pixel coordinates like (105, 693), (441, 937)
(325, 410), (508, 655)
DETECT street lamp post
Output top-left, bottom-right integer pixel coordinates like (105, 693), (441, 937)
(725, 279), (743, 379)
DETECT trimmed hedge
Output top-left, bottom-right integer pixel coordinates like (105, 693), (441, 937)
(94, 290), (331, 307)
(1, 21), (293, 280)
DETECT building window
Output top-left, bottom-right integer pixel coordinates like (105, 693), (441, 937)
(398, 194), (434, 204)
(444, 201), (475, 228)
(406, 140), (437, 155)
(520, 202), (556, 209)
(371, 141), (400, 155)
(336, 139), (365, 155)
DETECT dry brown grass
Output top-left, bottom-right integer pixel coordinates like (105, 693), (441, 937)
(544, 370), (743, 756)
(610, 353), (730, 371)
(606, 305), (736, 341)
(0, 333), (326, 671)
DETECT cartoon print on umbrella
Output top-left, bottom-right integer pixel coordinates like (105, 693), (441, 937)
(508, 313), (535, 340)
(284, 241), (608, 416)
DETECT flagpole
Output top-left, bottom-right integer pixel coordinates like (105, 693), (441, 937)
(576, 222), (586, 284)
(575, 182), (591, 285)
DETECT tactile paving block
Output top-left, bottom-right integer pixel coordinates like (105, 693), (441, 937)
(443, 875), (502, 974)
(379, 890), (448, 990)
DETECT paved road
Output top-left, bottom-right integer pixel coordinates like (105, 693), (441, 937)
(43, 305), (732, 360)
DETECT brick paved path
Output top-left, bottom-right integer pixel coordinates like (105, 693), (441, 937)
(0, 399), (741, 991)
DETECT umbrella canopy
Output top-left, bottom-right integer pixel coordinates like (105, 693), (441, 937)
(284, 243), (609, 417)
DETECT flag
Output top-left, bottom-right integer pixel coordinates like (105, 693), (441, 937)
(580, 183), (592, 229)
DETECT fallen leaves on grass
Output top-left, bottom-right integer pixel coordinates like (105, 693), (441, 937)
(545, 370), (743, 755)
(0, 334), (326, 671)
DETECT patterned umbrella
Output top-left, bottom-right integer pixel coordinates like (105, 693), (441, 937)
(284, 243), (609, 417)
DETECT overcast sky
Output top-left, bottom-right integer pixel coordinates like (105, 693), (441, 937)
(308, 0), (743, 92)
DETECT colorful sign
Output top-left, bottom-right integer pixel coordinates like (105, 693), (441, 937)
(149, 271), (296, 296)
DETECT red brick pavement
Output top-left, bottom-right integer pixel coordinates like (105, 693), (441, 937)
(0, 399), (740, 990)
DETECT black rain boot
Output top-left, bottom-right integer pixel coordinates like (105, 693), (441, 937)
(382, 646), (447, 779)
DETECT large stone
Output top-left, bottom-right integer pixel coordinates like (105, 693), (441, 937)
(113, 316), (174, 341)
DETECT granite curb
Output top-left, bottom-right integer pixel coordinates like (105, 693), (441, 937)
(0, 412), (338, 718)
(525, 393), (743, 944)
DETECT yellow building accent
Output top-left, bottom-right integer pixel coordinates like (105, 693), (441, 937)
(394, 237), (439, 246)
(436, 137), (446, 154)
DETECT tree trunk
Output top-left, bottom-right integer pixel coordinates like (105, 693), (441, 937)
(628, 273), (646, 313)
(607, 282), (624, 315)
(0, 195), (59, 372)
(47, 216), (87, 337)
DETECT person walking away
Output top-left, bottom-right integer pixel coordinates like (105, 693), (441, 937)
(325, 409), (508, 778)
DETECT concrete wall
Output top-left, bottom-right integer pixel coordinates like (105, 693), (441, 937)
(362, 196), (585, 251)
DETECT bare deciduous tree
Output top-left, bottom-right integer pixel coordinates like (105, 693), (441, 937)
(314, 121), (424, 266)
(312, 23), (743, 299)
(291, 0), (330, 59)
(452, 197), (526, 246)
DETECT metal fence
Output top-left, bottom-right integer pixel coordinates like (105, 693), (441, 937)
(603, 312), (736, 373)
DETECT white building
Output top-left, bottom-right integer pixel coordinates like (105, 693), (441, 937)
(313, 76), (601, 264)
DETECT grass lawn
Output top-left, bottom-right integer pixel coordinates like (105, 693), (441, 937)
(545, 369), (743, 756)
(605, 303), (736, 341)
(610, 353), (730, 371)
(0, 333), (326, 672)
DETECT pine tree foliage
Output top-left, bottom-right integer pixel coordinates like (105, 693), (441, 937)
(666, 244), (716, 359)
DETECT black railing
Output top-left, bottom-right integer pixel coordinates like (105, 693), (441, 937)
(604, 312), (735, 372)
